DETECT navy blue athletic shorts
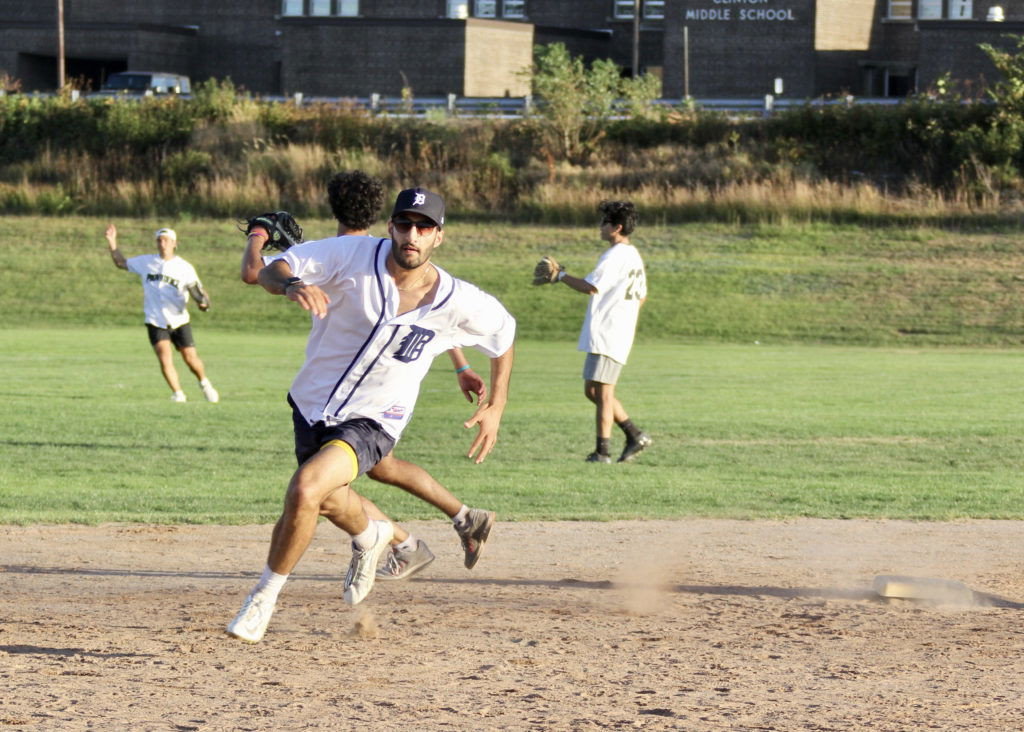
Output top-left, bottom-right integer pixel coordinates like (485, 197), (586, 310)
(289, 394), (396, 475)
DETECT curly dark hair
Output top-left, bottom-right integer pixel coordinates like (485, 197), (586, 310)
(326, 170), (386, 232)
(598, 200), (638, 237)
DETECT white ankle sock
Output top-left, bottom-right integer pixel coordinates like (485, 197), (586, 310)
(395, 535), (417, 553)
(453, 505), (470, 527)
(254, 565), (288, 603)
(352, 520), (379, 550)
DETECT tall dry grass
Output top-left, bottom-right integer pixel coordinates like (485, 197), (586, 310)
(2, 100), (1021, 225)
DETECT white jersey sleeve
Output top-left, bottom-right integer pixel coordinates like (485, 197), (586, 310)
(450, 280), (516, 358)
(125, 254), (148, 276)
(282, 235), (380, 288)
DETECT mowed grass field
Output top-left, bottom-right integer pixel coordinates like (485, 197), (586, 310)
(3, 216), (1024, 523)
(2, 328), (1024, 523)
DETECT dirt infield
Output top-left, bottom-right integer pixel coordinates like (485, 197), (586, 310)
(2, 519), (1023, 730)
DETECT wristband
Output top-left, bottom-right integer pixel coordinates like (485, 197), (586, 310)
(283, 276), (303, 292)
(557, 270), (567, 282)
(455, 364), (471, 374)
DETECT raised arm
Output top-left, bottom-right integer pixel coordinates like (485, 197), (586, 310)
(105, 224), (128, 270)
(258, 258), (331, 319)
(462, 344), (514, 464)
(240, 227), (270, 284)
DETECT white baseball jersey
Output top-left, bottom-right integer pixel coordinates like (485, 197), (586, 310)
(125, 254), (202, 330)
(282, 235), (516, 441)
(577, 242), (647, 365)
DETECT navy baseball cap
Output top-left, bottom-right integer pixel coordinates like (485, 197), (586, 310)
(391, 187), (445, 228)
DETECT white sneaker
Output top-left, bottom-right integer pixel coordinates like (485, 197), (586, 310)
(226, 593), (275, 643)
(343, 520), (394, 605)
(201, 382), (219, 403)
(170, 391), (187, 403)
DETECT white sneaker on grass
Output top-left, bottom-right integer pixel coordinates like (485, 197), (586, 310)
(343, 520), (394, 605)
(170, 391), (187, 403)
(201, 380), (219, 403)
(226, 593), (275, 643)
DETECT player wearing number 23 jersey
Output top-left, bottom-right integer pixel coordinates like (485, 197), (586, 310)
(540, 200), (650, 463)
(578, 241), (647, 366)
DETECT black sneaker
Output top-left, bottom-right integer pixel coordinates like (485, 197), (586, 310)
(585, 452), (612, 463)
(618, 432), (652, 463)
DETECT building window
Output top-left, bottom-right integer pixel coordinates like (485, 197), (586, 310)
(614, 1), (661, 19)
(918, 0), (942, 18)
(614, 0), (636, 18)
(644, 0), (664, 19)
(503, 0), (525, 17)
(310, 0), (330, 15)
(475, 0), (497, 17)
(448, 1), (469, 18)
(950, 0), (973, 17)
(282, 0), (303, 15)
(887, 0), (912, 19)
(337, 0), (358, 15)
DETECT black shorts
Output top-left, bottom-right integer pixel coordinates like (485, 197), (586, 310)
(146, 323), (195, 349)
(289, 394), (396, 475)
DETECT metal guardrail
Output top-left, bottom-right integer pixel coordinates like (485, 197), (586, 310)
(264, 92), (907, 117)
(1, 88), (908, 116)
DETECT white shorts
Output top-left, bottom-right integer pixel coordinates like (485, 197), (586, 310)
(582, 353), (623, 385)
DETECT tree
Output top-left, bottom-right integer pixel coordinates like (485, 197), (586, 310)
(526, 43), (660, 164)
(979, 34), (1024, 118)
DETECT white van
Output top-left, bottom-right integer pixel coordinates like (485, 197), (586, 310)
(99, 71), (191, 96)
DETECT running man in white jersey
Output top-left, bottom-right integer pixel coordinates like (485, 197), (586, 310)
(227, 187), (515, 643)
(543, 200), (650, 463)
(106, 225), (219, 403)
(240, 171), (498, 582)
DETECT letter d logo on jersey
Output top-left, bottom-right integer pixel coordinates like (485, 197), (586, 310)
(394, 325), (435, 363)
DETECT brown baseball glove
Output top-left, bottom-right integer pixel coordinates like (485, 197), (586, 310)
(532, 255), (564, 286)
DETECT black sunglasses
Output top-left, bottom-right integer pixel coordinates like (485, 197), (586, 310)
(392, 218), (438, 233)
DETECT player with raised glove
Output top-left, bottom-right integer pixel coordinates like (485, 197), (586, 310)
(532, 255), (565, 285)
(242, 211), (303, 253)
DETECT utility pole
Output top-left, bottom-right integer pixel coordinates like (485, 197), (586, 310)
(632, 0), (641, 78)
(683, 25), (690, 98)
(56, 0), (65, 89)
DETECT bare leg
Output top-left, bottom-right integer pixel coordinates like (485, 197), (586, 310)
(153, 340), (183, 393)
(266, 444), (367, 575)
(585, 380), (629, 440)
(367, 453), (462, 517)
(178, 345), (207, 382)
(320, 490), (410, 545)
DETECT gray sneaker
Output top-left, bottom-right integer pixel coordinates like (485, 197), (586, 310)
(455, 508), (495, 569)
(585, 452), (612, 463)
(375, 540), (436, 581)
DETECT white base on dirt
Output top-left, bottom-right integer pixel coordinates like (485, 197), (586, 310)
(872, 574), (975, 604)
